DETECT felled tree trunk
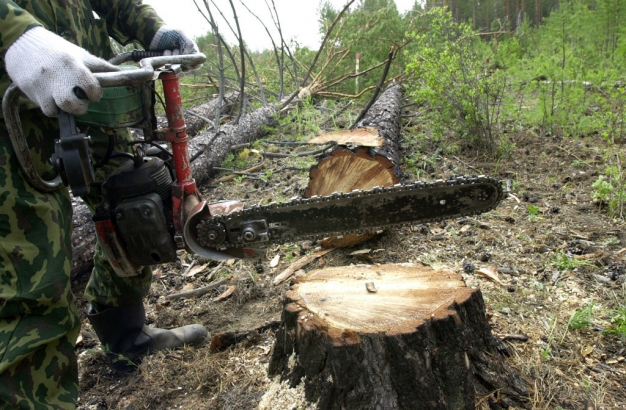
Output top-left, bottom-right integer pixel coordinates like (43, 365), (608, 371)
(71, 199), (96, 280)
(305, 83), (404, 248)
(184, 92), (239, 136)
(188, 103), (280, 186)
(268, 264), (529, 410)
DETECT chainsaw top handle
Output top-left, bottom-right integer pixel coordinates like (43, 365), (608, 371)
(93, 51), (206, 87)
(1, 51), (206, 193)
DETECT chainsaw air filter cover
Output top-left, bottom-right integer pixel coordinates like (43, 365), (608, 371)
(101, 156), (176, 265)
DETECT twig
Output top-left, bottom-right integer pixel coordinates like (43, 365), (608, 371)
(497, 267), (525, 276)
(183, 260), (196, 276)
(205, 261), (225, 282)
(556, 145), (584, 162)
(189, 131), (222, 163)
(260, 143), (336, 158)
(273, 249), (334, 285)
(209, 320), (280, 351)
(260, 141), (312, 146)
(321, 101), (353, 126)
(496, 333), (529, 342)
(280, 0), (356, 110)
(165, 278), (227, 300)
(212, 163), (266, 183)
(238, 0), (284, 97)
(508, 193), (521, 203)
(184, 109), (215, 128)
(227, 0), (246, 122)
(452, 155), (480, 172)
(350, 48), (395, 129)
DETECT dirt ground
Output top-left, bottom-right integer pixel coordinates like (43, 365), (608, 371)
(73, 106), (626, 409)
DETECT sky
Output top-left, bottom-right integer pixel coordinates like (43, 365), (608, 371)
(144, 0), (419, 52)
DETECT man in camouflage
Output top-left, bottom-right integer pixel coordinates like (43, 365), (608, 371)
(0, 1), (208, 408)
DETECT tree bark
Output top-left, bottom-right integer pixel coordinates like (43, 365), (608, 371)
(268, 263), (530, 410)
(304, 83), (404, 248)
(188, 103), (280, 186)
(71, 199), (96, 280)
(184, 92), (239, 136)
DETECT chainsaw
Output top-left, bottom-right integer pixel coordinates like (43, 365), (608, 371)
(2, 52), (505, 277)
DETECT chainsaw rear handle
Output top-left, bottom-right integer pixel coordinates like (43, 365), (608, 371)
(1, 52), (206, 193)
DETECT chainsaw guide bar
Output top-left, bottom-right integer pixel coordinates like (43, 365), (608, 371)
(188, 175), (504, 256)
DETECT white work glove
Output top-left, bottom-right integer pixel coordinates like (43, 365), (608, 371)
(5, 26), (119, 117)
(149, 26), (202, 70)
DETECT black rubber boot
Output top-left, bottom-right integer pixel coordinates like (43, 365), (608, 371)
(87, 303), (208, 372)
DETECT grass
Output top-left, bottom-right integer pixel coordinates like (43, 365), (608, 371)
(550, 252), (595, 271)
(606, 307), (626, 337)
(567, 302), (595, 331)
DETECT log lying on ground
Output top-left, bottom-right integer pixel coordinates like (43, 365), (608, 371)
(71, 199), (95, 280)
(268, 263), (530, 410)
(189, 103), (280, 186)
(184, 92), (238, 136)
(305, 83), (404, 248)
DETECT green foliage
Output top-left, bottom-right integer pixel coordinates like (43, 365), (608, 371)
(278, 95), (323, 139)
(592, 156), (626, 218)
(526, 204), (540, 221)
(317, 0), (408, 95)
(592, 175), (614, 202)
(404, 8), (506, 152)
(606, 306), (626, 338)
(551, 252), (594, 271)
(567, 303), (595, 331)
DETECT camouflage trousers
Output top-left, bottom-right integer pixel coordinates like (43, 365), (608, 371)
(0, 110), (153, 409)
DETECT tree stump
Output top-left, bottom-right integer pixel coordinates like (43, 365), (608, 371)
(268, 264), (529, 410)
(305, 83), (405, 248)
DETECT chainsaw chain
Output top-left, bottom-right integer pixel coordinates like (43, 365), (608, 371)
(196, 175), (504, 249)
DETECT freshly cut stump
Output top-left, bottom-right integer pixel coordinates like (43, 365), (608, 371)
(268, 264), (529, 410)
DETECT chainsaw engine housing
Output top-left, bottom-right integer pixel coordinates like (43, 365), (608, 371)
(98, 156), (177, 267)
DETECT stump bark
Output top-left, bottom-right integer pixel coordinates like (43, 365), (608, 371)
(305, 83), (404, 248)
(268, 264), (529, 410)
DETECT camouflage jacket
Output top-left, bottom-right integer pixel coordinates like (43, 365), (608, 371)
(0, 0), (165, 101)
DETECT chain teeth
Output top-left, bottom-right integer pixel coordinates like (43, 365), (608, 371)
(195, 175), (504, 249)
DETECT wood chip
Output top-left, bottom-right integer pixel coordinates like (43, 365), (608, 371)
(183, 262), (210, 278)
(273, 249), (334, 285)
(214, 285), (236, 302)
(476, 266), (504, 286)
(270, 254), (281, 268)
(365, 282), (377, 293)
(349, 249), (372, 256)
